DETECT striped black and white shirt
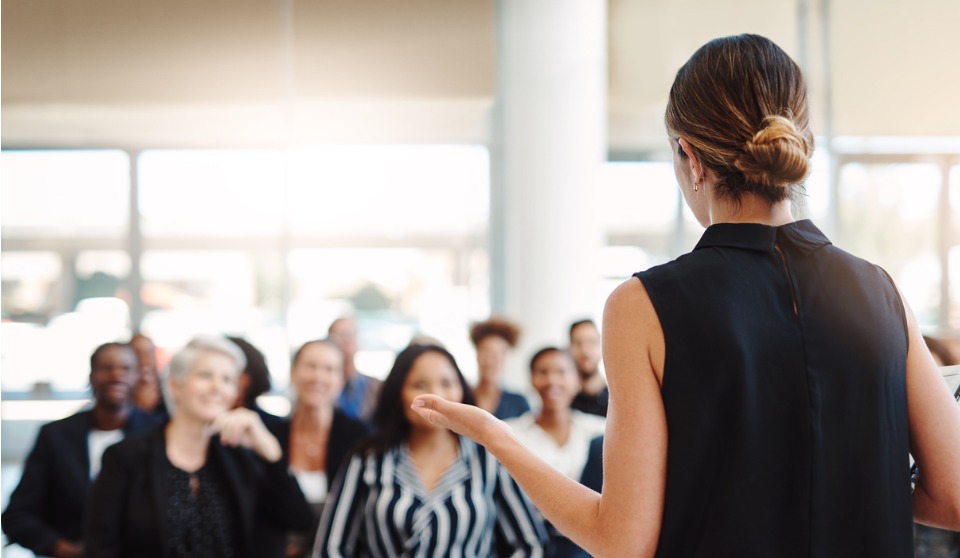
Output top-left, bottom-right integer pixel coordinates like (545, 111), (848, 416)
(314, 437), (547, 558)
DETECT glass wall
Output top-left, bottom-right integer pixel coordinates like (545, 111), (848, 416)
(3, 144), (960, 396)
(598, 145), (960, 341)
(0, 146), (490, 394)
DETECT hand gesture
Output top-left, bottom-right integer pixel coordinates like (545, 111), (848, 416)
(211, 408), (282, 462)
(410, 394), (508, 447)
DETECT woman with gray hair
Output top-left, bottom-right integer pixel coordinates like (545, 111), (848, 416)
(85, 335), (313, 558)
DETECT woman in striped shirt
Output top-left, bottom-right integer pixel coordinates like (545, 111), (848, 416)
(314, 343), (547, 558)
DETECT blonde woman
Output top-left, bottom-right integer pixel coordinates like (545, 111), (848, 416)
(86, 335), (313, 558)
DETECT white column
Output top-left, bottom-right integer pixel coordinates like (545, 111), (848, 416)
(491, 0), (607, 388)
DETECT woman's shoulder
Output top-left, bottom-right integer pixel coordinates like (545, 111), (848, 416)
(633, 249), (713, 287)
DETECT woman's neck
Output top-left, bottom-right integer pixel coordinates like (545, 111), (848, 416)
(406, 427), (460, 492)
(407, 426), (459, 454)
(289, 403), (333, 473)
(165, 414), (213, 472)
(475, 377), (500, 393)
(708, 195), (794, 227)
(291, 402), (334, 432)
(474, 380), (502, 414)
(536, 406), (573, 446)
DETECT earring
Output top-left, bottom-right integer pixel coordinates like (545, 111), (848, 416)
(693, 174), (700, 192)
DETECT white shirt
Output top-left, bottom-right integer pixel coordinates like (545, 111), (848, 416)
(293, 470), (328, 505)
(88, 428), (124, 479)
(505, 410), (606, 480)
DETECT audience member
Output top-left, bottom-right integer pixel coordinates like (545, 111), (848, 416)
(507, 347), (605, 558)
(314, 344), (547, 557)
(227, 336), (282, 428)
(469, 317), (531, 419)
(129, 333), (165, 415)
(568, 319), (608, 416)
(84, 335), (313, 557)
(328, 316), (382, 421)
(262, 339), (367, 558)
(915, 335), (960, 558)
(1, 342), (160, 558)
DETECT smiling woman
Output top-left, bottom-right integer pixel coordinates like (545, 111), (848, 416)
(257, 339), (368, 558)
(314, 343), (547, 557)
(505, 347), (605, 558)
(84, 335), (314, 558)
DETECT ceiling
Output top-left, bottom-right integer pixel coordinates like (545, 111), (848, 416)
(3, 0), (958, 155)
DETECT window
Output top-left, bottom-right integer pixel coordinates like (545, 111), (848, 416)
(1, 150), (129, 238)
(139, 150), (286, 237)
(837, 162), (942, 325)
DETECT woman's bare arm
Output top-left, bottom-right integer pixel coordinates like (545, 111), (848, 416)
(905, 300), (960, 528)
(412, 278), (668, 557)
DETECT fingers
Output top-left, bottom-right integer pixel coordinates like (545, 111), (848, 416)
(411, 395), (497, 443)
(411, 394), (450, 428)
(211, 408), (282, 462)
(211, 408), (257, 447)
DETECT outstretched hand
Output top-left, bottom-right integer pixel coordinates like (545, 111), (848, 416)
(411, 394), (505, 447)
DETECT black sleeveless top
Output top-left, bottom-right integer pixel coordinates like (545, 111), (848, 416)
(635, 220), (912, 558)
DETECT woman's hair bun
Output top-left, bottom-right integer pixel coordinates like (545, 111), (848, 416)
(735, 115), (812, 188)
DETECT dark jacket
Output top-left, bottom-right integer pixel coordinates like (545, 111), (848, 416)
(255, 408), (369, 558)
(1, 408), (161, 556)
(84, 426), (314, 558)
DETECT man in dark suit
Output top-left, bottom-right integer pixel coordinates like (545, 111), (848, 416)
(568, 319), (609, 417)
(1, 342), (161, 557)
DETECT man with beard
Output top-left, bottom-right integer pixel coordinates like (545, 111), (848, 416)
(568, 319), (608, 416)
(2, 342), (161, 558)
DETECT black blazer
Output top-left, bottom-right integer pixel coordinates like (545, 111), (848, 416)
(269, 408), (369, 483)
(254, 409), (369, 558)
(84, 426), (314, 558)
(1, 408), (160, 556)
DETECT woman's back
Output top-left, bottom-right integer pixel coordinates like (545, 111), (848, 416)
(408, 35), (960, 558)
(637, 220), (912, 557)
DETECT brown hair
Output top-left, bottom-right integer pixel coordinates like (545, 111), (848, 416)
(470, 317), (521, 348)
(666, 34), (814, 203)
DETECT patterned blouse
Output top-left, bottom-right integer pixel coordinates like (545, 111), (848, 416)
(163, 458), (238, 558)
(314, 437), (547, 558)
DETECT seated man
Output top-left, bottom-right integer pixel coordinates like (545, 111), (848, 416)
(1, 342), (161, 558)
(568, 319), (609, 416)
(328, 316), (382, 421)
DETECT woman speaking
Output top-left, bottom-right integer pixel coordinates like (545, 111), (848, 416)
(411, 34), (960, 557)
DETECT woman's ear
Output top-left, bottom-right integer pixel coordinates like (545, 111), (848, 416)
(677, 138), (703, 179)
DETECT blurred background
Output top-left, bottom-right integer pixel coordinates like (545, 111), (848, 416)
(2, 1), (959, 551)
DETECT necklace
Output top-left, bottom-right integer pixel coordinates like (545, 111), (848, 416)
(292, 427), (328, 470)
